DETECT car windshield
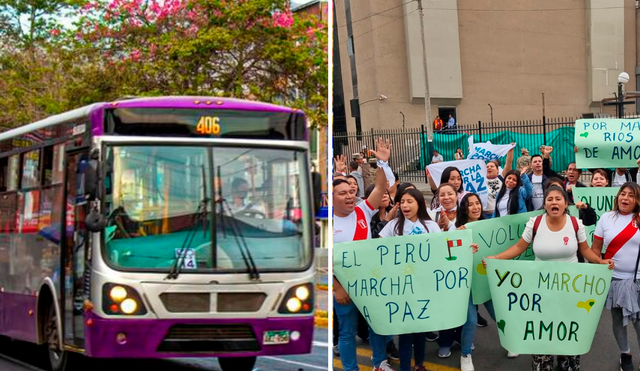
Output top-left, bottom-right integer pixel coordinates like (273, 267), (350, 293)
(103, 144), (311, 273)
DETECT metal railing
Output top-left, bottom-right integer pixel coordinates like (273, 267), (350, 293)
(333, 115), (640, 183)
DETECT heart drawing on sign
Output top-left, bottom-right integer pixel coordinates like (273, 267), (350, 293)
(497, 319), (506, 334)
(579, 132), (589, 138)
(476, 263), (487, 275)
(577, 299), (596, 313)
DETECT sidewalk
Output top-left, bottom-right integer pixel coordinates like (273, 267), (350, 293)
(314, 248), (329, 328)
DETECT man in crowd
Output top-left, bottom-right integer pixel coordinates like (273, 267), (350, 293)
(527, 154), (548, 211)
(432, 150), (444, 163)
(516, 147), (530, 171)
(334, 138), (395, 371)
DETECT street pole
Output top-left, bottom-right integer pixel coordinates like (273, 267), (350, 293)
(488, 103), (493, 125)
(400, 111), (405, 130)
(618, 82), (623, 118)
(416, 0), (432, 142)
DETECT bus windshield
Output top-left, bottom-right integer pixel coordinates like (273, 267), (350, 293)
(103, 144), (311, 273)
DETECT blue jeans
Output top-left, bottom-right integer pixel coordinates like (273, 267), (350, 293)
(438, 295), (481, 356)
(399, 333), (426, 371)
(334, 298), (390, 370)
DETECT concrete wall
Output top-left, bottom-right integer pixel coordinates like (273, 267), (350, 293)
(334, 0), (639, 131)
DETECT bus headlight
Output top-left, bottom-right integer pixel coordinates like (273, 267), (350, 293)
(286, 298), (302, 312)
(295, 286), (310, 301)
(278, 283), (314, 314)
(102, 283), (147, 315)
(110, 286), (127, 302)
(121, 298), (138, 314)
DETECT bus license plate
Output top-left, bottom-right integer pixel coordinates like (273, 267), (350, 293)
(263, 331), (290, 345)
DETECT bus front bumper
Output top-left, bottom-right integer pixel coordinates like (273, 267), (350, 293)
(84, 313), (314, 358)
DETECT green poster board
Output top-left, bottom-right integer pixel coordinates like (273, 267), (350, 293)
(486, 259), (611, 355)
(466, 211), (544, 305)
(573, 187), (619, 222)
(575, 119), (640, 169)
(333, 230), (473, 335)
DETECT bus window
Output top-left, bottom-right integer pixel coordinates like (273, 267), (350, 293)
(7, 154), (19, 191)
(21, 149), (40, 189)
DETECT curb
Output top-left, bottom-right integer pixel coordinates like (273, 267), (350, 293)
(315, 309), (329, 328)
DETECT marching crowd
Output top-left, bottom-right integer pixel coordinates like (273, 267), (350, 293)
(332, 138), (640, 371)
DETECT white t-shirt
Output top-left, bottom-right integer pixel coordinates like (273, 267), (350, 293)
(486, 177), (502, 212)
(531, 174), (544, 210)
(497, 192), (510, 216)
(522, 215), (586, 263)
(613, 172), (628, 187)
(379, 218), (441, 238)
(333, 200), (377, 243)
(595, 212), (640, 279)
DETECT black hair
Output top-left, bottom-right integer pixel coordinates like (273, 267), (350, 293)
(567, 162), (582, 174)
(545, 177), (564, 190)
(349, 161), (359, 171)
(393, 171), (400, 183)
(456, 193), (486, 227)
(231, 177), (248, 189)
(394, 182), (416, 205)
(440, 166), (464, 193)
(495, 170), (523, 216)
(531, 154), (542, 161)
(543, 185), (570, 215)
(394, 188), (432, 236)
(333, 178), (350, 188)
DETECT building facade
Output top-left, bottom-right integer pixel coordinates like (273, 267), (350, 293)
(333, 0), (640, 133)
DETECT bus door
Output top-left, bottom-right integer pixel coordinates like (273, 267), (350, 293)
(62, 150), (90, 347)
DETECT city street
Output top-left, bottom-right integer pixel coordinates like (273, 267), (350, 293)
(332, 306), (640, 371)
(0, 324), (328, 371)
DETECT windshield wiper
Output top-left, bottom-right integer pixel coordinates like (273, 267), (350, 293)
(218, 199), (260, 280)
(166, 165), (209, 280)
(216, 166), (260, 280)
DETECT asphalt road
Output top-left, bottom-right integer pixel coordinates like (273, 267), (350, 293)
(332, 306), (640, 371)
(0, 326), (329, 371)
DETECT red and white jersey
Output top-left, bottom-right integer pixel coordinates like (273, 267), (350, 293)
(595, 211), (640, 279)
(333, 200), (377, 243)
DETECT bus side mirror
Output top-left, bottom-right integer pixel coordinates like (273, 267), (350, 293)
(85, 159), (99, 201)
(85, 207), (106, 232)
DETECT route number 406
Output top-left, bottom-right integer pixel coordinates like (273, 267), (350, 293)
(196, 116), (221, 135)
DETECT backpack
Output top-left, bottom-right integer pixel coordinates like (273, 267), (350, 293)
(532, 214), (583, 262)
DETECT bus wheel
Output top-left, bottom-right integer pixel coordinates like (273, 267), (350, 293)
(45, 306), (68, 371)
(218, 356), (256, 371)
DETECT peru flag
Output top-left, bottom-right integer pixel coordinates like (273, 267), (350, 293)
(447, 239), (462, 248)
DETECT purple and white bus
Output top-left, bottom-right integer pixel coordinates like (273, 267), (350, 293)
(0, 96), (316, 371)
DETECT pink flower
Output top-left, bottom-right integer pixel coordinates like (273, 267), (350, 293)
(273, 11), (294, 28)
(49, 29), (61, 37)
(131, 49), (141, 61)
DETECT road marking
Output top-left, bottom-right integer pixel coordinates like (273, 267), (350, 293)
(333, 347), (462, 371)
(0, 353), (46, 371)
(313, 340), (329, 348)
(262, 356), (328, 370)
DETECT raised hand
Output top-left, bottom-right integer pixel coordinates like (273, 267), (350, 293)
(334, 154), (347, 173)
(438, 213), (450, 230)
(386, 203), (399, 221)
(520, 166), (529, 175)
(370, 137), (391, 163)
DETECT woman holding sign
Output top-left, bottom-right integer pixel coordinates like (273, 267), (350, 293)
(426, 166), (471, 209)
(485, 186), (614, 371)
(378, 189), (441, 371)
(591, 182), (640, 371)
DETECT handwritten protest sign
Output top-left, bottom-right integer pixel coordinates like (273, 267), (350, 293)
(486, 259), (611, 355)
(333, 230), (473, 335)
(427, 160), (488, 208)
(466, 212), (541, 304)
(575, 119), (640, 168)
(467, 136), (515, 161)
(573, 187), (619, 222)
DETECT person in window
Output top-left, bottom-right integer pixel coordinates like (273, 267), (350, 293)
(228, 177), (265, 217)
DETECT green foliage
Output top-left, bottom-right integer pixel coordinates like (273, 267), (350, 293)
(0, 0), (327, 129)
